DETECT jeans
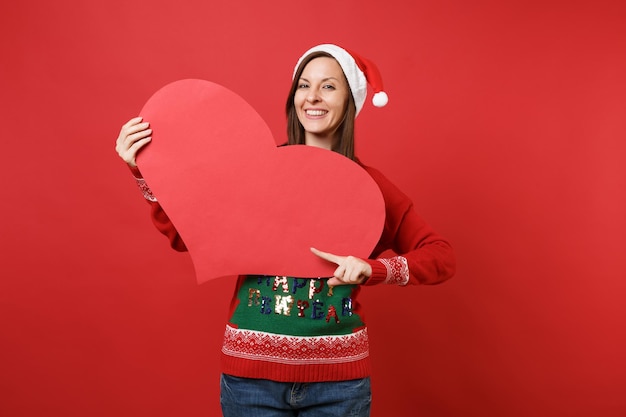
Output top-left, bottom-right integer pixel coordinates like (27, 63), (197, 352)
(220, 374), (371, 417)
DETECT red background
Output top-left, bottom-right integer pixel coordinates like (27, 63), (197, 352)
(1, 1), (625, 416)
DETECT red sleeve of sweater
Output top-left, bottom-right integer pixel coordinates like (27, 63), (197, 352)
(128, 166), (188, 252)
(361, 165), (456, 286)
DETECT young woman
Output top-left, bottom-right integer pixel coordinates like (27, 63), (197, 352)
(116, 44), (456, 417)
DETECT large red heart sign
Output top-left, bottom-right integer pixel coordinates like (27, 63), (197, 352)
(137, 79), (385, 284)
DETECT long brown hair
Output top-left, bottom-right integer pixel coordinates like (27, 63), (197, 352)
(285, 51), (357, 161)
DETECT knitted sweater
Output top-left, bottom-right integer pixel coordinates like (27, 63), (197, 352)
(129, 163), (456, 383)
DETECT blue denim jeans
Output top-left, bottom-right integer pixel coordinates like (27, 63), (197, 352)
(220, 374), (371, 417)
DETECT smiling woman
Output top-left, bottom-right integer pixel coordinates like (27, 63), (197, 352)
(115, 43), (456, 417)
(3, 1), (625, 415)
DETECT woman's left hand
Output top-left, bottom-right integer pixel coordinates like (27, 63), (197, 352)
(310, 247), (372, 286)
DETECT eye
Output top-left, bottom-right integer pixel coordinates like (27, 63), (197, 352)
(322, 84), (336, 90)
(298, 82), (309, 89)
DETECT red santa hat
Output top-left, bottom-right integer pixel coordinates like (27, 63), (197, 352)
(293, 44), (389, 116)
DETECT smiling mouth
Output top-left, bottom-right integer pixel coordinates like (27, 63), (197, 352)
(305, 109), (327, 116)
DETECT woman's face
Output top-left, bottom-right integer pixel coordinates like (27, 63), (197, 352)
(294, 57), (350, 148)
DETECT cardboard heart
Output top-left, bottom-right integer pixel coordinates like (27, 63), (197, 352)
(137, 79), (385, 284)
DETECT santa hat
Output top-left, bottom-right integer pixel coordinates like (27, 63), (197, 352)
(293, 44), (388, 116)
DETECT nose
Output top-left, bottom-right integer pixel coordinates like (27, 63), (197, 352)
(306, 89), (321, 103)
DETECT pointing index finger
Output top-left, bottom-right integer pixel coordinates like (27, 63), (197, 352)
(310, 247), (342, 265)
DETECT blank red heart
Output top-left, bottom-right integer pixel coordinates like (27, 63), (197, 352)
(137, 79), (385, 284)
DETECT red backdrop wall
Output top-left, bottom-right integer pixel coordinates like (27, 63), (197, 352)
(2, 1), (625, 416)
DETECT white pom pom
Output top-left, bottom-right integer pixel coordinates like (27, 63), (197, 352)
(372, 91), (388, 107)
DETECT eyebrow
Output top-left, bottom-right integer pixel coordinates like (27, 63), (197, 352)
(299, 77), (340, 83)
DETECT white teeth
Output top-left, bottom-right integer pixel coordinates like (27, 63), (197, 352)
(306, 110), (327, 116)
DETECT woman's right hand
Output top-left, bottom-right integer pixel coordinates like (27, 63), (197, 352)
(115, 116), (152, 167)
